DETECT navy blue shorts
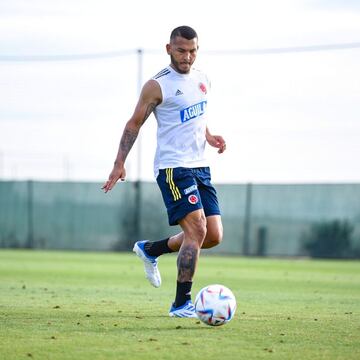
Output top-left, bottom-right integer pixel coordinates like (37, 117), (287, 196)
(156, 167), (221, 226)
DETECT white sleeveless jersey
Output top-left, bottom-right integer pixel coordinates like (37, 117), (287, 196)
(152, 66), (210, 177)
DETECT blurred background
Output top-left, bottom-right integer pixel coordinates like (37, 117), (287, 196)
(1, 0), (360, 257)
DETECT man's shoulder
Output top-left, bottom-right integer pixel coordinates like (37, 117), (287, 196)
(191, 67), (207, 75)
(191, 68), (210, 86)
(191, 67), (202, 73)
(153, 67), (172, 80)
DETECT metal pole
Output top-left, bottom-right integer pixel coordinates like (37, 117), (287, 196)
(63, 154), (70, 181)
(0, 150), (3, 179)
(134, 48), (143, 242)
(27, 180), (34, 248)
(243, 182), (252, 255)
(136, 48), (143, 181)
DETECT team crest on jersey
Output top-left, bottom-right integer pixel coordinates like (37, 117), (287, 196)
(188, 194), (199, 205)
(199, 82), (207, 94)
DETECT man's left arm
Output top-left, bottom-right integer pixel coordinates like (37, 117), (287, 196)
(205, 127), (226, 154)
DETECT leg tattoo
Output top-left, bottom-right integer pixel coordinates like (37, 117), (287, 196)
(177, 245), (198, 282)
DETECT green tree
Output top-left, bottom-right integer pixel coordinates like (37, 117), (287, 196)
(303, 220), (353, 258)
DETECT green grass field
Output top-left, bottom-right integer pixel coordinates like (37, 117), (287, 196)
(0, 250), (359, 360)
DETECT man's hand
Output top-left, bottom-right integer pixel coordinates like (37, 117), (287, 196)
(206, 134), (227, 154)
(102, 164), (126, 193)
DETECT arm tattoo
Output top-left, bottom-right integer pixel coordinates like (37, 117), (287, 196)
(177, 245), (199, 282)
(117, 102), (156, 162)
(141, 102), (156, 125)
(119, 128), (138, 161)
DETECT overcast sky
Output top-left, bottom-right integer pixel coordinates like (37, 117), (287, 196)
(0, 0), (359, 183)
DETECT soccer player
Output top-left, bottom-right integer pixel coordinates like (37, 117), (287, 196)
(102, 25), (226, 318)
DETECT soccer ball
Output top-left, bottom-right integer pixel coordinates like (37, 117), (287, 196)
(194, 284), (237, 326)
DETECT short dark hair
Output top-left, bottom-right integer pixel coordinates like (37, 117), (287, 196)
(170, 26), (198, 41)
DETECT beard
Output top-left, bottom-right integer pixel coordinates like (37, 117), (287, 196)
(170, 55), (192, 74)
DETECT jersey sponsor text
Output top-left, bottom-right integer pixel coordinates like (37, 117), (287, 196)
(180, 101), (207, 123)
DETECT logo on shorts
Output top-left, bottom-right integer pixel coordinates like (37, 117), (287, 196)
(188, 194), (199, 205)
(184, 184), (197, 195)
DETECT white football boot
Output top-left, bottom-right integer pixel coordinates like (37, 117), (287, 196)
(133, 240), (161, 288)
(169, 300), (198, 318)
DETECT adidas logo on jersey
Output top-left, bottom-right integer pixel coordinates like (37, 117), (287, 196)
(175, 89), (183, 96)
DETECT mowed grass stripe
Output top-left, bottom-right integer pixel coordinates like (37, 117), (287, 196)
(0, 250), (359, 360)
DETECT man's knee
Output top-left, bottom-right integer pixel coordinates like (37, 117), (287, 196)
(180, 210), (207, 244)
(203, 217), (223, 248)
(191, 216), (207, 243)
(207, 227), (223, 247)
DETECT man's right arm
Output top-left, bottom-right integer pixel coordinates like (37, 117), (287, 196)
(102, 80), (162, 193)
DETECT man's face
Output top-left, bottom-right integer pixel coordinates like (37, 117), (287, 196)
(166, 36), (198, 74)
